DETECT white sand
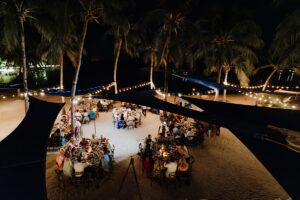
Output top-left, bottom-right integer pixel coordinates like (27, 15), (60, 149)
(0, 99), (25, 141)
(81, 110), (161, 162)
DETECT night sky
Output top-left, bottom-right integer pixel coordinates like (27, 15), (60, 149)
(41, 0), (300, 89)
(84, 0), (298, 62)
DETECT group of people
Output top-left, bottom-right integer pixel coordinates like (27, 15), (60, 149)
(48, 98), (114, 148)
(112, 103), (146, 129)
(55, 134), (114, 181)
(139, 134), (192, 183)
(158, 111), (221, 145)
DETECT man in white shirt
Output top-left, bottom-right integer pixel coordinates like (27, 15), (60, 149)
(173, 126), (179, 135)
(185, 128), (195, 140)
(73, 157), (90, 177)
(75, 110), (82, 122)
(164, 158), (178, 178)
(75, 120), (82, 138)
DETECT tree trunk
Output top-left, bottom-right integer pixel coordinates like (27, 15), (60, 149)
(150, 53), (154, 89)
(60, 52), (64, 89)
(223, 70), (229, 101)
(113, 39), (123, 94)
(160, 30), (171, 102)
(19, 16), (29, 113)
(217, 66), (222, 84)
(164, 56), (168, 102)
(71, 18), (89, 135)
(262, 68), (277, 91)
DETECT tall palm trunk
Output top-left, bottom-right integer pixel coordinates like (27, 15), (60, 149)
(113, 39), (122, 94)
(71, 18), (89, 135)
(160, 30), (171, 102)
(223, 70), (229, 101)
(262, 68), (277, 91)
(150, 53), (154, 89)
(19, 16), (29, 113)
(60, 52), (64, 89)
(164, 54), (169, 102)
(217, 66), (222, 84)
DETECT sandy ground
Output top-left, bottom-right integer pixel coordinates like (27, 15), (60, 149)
(0, 96), (291, 199)
(46, 111), (290, 199)
(0, 98), (25, 141)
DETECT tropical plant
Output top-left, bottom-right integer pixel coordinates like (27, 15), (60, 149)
(0, 0), (35, 112)
(255, 8), (300, 91)
(70, 0), (100, 135)
(34, 0), (78, 89)
(198, 10), (264, 88)
(101, 0), (134, 94)
(139, 0), (194, 101)
(130, 20), (158, 89)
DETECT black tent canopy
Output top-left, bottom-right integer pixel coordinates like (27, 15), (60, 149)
(182, 96), (300, 199)
(183, 96), (300, 132)
(0, 97), (64, 200)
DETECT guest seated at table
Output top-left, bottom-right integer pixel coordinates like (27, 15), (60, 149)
(82, 110), (89, 124)
(80, 137), (88, 146)
(60, 115), (68, 124)
(90, 134), (98, 145)
(100, 134), (105, 143)
(117, 113), (126, 129)
(101, 147), (111, 173)
(81, 145), (90, 161)
(65, 137), (76, 151)
(168, 120), (175, 134)
(74, 120), (82, 139)
(135, 112), (141, 126)
(75, 110), (82, 122)
(63, 154), (73, 178)
(127, 114), (135, 128)
(175, 143), (190, 159)
(56, 148), (65, 171)
(73, 157), (90, 177)
(102, 100), (109, 111)
(177, 156), (189, 172)
(103, 138), (113, 152)
(173, 125), (179, 135)
(165, 133), (175, 144)
(185, 128), (195, 141)
(167, 113), (175, 123)
(97, 100), (103, 111)
(174, 114), (182, 122)
(164, 157), (177, 178)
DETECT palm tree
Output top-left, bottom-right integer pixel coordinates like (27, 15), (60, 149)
(35, 0), (78, 90)
(199, 13), (263, 87)
(135, 0), (198, 101)
(143, 46), (158, 89)
(130, 21), (158, 89)
(0, 0), (35, 112)
(222, 55), (256, 100)
(140, 10), (187, 101)
(101, 0), (133, 94)
(70, 0), (99, 135)
(255, 8), (300, 91)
